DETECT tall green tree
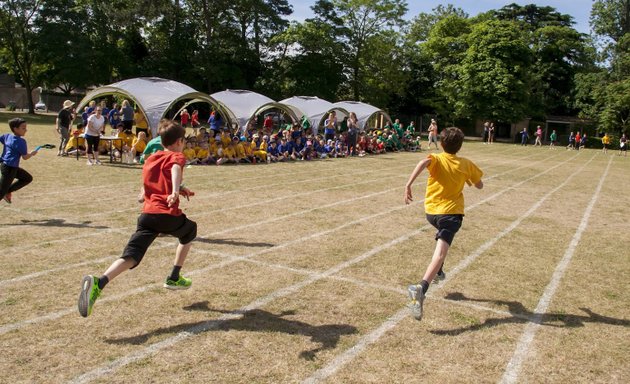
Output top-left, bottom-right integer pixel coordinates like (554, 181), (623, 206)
(332, 0), (407, 100)
(0, 0), (44, 113)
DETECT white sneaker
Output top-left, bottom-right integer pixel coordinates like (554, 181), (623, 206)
(95, 160), (102, 165)
(86, 160), (93, 166)
(407, 284), (425, 321)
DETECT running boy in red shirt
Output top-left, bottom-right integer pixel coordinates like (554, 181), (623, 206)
(78, 120), (197, 317)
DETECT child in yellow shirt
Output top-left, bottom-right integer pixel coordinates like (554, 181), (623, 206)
(252, 134), (268, 162)
(196, 141), (210, 164)
(217, 140), (238, 165)
(183, 140), (198, 165)
(65, 123), (86, 156)
(131, 131), (148, 162)
(404, 127), (484, 321)
(234, 136), (247, 163)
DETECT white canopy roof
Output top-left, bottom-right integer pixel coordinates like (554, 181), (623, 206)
(332, 101), (392, 131)
(279, 96), (349, 134)
(211, 90), (298, 131)
(77, 77), (224, 136)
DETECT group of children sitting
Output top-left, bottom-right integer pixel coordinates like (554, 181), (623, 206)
(64, 123), (149, 162)
(180, 121), (422, 166)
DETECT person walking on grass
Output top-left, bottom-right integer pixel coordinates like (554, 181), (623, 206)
(620, 133), (627, 157)
(601, 132), (610, 154)
(404, 127), (484, 321)
(534, 125), (543, 146)
(549, 130), (557, 149)
(78, 120), (197, 317)
(0, 118), (38, 204)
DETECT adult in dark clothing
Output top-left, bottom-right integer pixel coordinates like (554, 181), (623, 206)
(347, 112), (359, 156)
(56, 100), (75, 156)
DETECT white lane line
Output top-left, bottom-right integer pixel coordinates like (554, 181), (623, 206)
(67, 153), (582, 383)
(300, 153), (597, 384)
(499, 155), (613, 384)
(0, 150), (573, 335)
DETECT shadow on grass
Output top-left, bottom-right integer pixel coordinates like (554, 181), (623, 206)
(194, 236), (275, 248)
(430, 292), (630, 336)
(105, 301), (357, 360)
(0, 218), (109, 229)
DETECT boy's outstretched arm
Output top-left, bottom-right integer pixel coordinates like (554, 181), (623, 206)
(167, 164), (183, 207)
(404, 157), (431, 204)
(22, 149), (38, 160)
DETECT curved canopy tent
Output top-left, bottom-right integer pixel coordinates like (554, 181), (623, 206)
(279, 96), (349, 134)
(332, 101), (392, 131)
(77, 77), (226, 137)
(211, 90), (298, 132)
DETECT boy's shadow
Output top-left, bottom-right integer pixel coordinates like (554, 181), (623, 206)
(105, 301), (357, 360)
(431, 292), (630, 336)
(0, 218), (108, 229)
(195, 237), (275, 248)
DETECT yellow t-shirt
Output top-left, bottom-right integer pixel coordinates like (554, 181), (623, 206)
(243, 142), (253, 156)
(222, 146), (236, 159)
(209, 142), (219, 157)
(602, 135), (610, 145)
(221, 133), (232, 148)
(235, 143), (245, 158)
(121, 132), (135, 148)
(183, 148), (197, 161)
(134, 112), (148, 129)
(196, 148), (209, 159)
(424, 153), (483, 215)
(132, 138), (147, 153)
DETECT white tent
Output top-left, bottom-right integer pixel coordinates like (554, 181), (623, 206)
(279, 96), (349, 134)
(211, 90), (298, 131)
(77, 77), (225, 137)
(333, 101), (392, 131)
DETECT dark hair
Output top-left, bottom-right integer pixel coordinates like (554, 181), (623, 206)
(440, 127), (465, 154)
(76, 123), (84, 129)
(160, 119), (186, 147)
(8, 117), (26, 132)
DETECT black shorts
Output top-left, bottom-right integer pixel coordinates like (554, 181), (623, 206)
(122, 213), (197, 267)
(426, 214), (463, 246)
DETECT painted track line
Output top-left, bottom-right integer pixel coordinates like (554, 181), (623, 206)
(0, 149), (545, 286)
(66, 153), (582, 383)
(499, 155), (613, 384)
(301, 153), (596, 383)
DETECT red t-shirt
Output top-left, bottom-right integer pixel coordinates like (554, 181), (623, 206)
(181, 112), (189, 125)
(142, 151), (186, 216)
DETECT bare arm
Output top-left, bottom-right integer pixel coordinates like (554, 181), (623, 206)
(167, 164), (183, 207)
(404, 157), (431, 204)
(22, 150), (38, 160)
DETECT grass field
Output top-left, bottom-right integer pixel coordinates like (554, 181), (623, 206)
(1, 111), (629, 383)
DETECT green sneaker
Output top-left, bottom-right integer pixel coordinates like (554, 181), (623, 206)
(164, 275), (192, 290)
(78, 275), (101, 317)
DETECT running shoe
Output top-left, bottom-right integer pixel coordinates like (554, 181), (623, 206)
(433, 271), (446, 284)
(3, 192), (12, 204)
(78, 275), (101, 317)
(164, 275), (192, 290)
(407, 284), (425, 321)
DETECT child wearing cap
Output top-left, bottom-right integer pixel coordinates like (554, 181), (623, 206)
(0, 118), (38, 204)
(235, 136), (248, 163)
(404, 127), (483, 321)
(78, 120), (196, 317)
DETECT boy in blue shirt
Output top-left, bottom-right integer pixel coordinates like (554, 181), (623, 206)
(0, 118), (38, 204)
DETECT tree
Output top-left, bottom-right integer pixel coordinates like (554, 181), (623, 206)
(0, 0), (44, 113)
(332, 0), (407, 100)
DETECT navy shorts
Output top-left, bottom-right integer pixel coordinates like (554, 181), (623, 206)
(426, 214), (463, 246)
(122, 213), (197, 267)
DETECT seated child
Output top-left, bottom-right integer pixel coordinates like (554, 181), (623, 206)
(235, 136), (249, 163)
(183, 140), (198, 165)
(131, 131), (148, 162)
(217, 139), (238, 165)
(267, 139), (280, 162)
(195, 141), (211, 164)
(300, 139), (314, 160)
(252, 134), (268, 163)
(65, 123), (86, 156)
(276, 137), (290, 161)
(291, 137), (304, 160)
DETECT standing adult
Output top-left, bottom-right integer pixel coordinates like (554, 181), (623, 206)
(134, 108), (149, 137)
(619, 133), (627, 157)
(85, 106), (106, 165)
(482, 122), (489, 144)
(263, 114), (273, 134)
(119, 100), (134, 132)
(427, 119), (439, 150)
(324, 111), (337, 142)
(488, 123), (495, 144)
(347, 112), (359, 156)
(56, 100), (75, 156)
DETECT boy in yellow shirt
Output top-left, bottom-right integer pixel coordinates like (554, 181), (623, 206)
(601, 132), (610, 154)
(196, 141), (210, 164)
(65, 123), (86, 156)
(131, 131), (147, 161)
(404, 127), (483, 321)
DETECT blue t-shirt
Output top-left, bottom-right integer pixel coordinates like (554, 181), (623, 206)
(0, 133), (27, 167)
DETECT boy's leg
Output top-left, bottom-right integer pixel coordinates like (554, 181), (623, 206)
(163, 215), (197, 289)
(0, 163), (17, 200)
(7, 168), (33, 194)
